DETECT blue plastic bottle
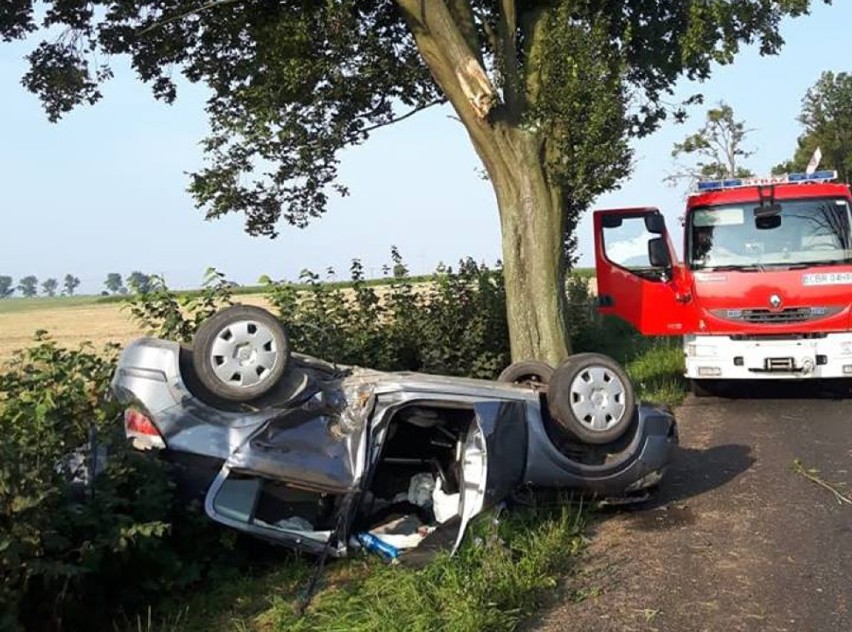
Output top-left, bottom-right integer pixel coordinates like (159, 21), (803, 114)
(356, 532), (400, 559)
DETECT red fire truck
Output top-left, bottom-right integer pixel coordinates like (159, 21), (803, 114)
(593, 170), (852, 395)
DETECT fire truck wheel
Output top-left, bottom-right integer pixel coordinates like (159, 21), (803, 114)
(497, 361), (554, 388)
(548, 353), (636, 445)
(193, 305), (291, 402)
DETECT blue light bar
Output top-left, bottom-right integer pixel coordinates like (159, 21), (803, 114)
(696, 178), (742, 191)
(694, 170), (838, 193)
(787, 170), (837, 182)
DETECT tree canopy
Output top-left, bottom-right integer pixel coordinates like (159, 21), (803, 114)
(63, 274), (80, 296)
(666, 102), (755, 187)
(0, 276), (14, 298)
(2, 0), (830, 362)
(773, 70), (852, 182)
(3, 0), (824, 233)
(17, 275), (38, 298)
(105, 272), (126, 295)
(41, 277), (58, 297)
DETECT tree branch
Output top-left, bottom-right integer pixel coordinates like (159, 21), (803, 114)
(446, 0), (483, 66)
(394, 0), (497, 121)
(354, 99), (445, 138)
(498, 0), (521, 116)
(520, 6), (548, 108)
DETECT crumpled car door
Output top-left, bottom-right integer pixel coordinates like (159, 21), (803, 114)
(203, 406), (368, 555)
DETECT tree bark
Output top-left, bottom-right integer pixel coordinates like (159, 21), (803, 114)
(487, 127), (571, 367)
(395, 0), (571, 366)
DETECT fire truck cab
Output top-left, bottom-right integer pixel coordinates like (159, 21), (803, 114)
(593, 171), (852, 395)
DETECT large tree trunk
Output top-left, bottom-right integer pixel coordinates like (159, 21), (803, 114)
(395, 0), (571, 365)
(488, 129), (571, 366)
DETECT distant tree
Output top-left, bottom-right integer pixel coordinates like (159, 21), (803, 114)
(63, 274), (81, 296)
(126, 272), (152, 294)
(104, 272), (126, 295)
(0, 276), (13, 298)
(41, 278), (58, 297)
(665, 102), (755, 188)
(18, 276), (38, 298)
(772, 72), (852, 182)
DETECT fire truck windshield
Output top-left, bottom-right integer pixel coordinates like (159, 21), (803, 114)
(688, 197), (852, 270)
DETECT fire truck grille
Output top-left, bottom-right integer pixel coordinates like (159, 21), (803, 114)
(711, 306), (842, 324)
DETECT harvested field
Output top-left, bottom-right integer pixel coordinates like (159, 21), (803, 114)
(0, 276), (597, 363)
(0, 295), (274, 363)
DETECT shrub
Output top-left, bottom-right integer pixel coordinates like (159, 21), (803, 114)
(262, 251), (511, 379)
(0, 335), (231, 631)
(124, 268), (234, 343)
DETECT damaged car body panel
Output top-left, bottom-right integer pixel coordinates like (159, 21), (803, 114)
(112, 337), (677, 559)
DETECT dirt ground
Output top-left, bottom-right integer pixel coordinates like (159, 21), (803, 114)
(532, 383), (852, 632)
(0, 295), (273, 362)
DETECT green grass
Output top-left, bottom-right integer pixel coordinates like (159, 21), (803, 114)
(133, 503), (585, 632)
(569, 267), (595, 279)
(0, 295), (102, 314)
(573, 315), (688, 409)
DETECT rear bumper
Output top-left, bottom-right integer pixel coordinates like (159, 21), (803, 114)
(684, 333), (852, 379)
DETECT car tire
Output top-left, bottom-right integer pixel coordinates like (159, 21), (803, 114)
(497, 360), (554, 387)
(548, 353), (636, 445)
(192, 305), (290, 402)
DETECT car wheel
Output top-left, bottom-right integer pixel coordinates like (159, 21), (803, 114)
(192, 305), (290, 402)
(548, 353), (636, 445)
(497, 360), (554, 387)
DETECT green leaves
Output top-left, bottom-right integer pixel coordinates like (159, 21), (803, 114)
(124, 267), (234, 343)
(666, 101), (755, 187)
(776, 71), (852, 182)
(262, 251), (511, 378)
(0, 334), (237, 629)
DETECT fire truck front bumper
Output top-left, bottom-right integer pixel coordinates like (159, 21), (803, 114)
(684, 333), (852, 380)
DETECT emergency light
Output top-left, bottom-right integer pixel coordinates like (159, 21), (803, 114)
(694, 170), (838, 192)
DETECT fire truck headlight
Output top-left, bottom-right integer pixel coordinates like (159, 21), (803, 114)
(687, 343), (717, 358)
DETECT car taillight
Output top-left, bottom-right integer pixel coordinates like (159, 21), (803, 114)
(124, 408), (166, 450)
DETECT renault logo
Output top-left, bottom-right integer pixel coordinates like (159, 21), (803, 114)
(769, 294), (782, 308)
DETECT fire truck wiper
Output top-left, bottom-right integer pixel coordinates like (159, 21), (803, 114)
(704, 264), (762, 272)
(804, 258), (852, 268)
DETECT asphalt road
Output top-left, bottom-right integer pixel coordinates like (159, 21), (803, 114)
(534, 383), (852, 632)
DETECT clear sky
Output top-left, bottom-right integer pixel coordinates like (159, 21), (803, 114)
(0, 2), (848, 294)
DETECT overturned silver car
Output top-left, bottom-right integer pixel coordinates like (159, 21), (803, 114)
(111, 306), (676, 561)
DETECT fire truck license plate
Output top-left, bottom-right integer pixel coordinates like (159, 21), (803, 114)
(802, 272), (852, 286)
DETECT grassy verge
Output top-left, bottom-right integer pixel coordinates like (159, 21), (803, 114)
(133, 503), (585, 632)
(575, 315), (688, 409)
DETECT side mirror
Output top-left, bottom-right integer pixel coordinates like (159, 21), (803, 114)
(602, 215), (623, 229)
(645, 213), (666, 235)
(648, 237), (671, 268)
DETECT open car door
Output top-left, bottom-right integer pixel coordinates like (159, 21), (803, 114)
(593, 207), (698, 335)
(203, 407), (367, 556)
